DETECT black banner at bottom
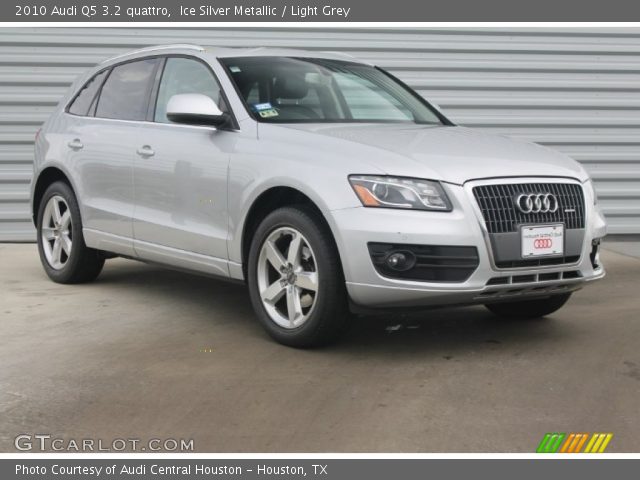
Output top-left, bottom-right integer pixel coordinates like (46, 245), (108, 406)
(2, 458), (639, 480)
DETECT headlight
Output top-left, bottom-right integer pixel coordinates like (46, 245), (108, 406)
(349, 175), (452, 211)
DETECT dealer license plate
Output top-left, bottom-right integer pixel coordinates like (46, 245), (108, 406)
(521, 224), (564, 258)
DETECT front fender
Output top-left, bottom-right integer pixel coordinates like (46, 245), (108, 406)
(227, 173), (348, 267)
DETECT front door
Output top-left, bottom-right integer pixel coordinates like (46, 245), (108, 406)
(132, 57), (233, 277)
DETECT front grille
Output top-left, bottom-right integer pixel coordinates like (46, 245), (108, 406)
(473, 183), (585, 234)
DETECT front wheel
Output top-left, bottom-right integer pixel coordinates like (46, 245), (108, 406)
(36, 181), (105, 284)
(247, 205), (350, 347)
(485, 293), (572, 319)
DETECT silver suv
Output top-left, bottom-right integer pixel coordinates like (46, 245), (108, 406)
(32, 44), (607, 347)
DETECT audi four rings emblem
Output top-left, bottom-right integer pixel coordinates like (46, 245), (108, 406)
(515, 193), (559, 214)
(534, 238), (553, 249)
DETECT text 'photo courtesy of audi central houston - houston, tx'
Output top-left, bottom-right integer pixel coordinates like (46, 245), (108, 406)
(31, 44), (606, 347)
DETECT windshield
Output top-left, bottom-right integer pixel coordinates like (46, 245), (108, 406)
(220, 57), (445, 125)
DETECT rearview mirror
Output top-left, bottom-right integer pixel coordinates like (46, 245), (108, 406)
(166, 93), (228, 127)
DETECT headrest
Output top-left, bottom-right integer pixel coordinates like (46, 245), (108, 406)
(273, 75), (309, 100)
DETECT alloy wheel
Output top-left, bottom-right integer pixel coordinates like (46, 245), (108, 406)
(257, 227), (319, 329)
(41, 195), (72, 270)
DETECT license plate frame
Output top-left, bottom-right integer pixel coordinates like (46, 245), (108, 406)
(520, 224), (565, 258)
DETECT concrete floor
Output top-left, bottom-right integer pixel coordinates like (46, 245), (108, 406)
(1, 243), (639, 453)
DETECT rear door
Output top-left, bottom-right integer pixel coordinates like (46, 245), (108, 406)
(132, 56), (233, 277)
(67, 58), (160, 253)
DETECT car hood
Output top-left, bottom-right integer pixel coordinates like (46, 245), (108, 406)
(272, 124), (587, 184)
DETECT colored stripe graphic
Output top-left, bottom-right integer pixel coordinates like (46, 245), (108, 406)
(537, 433), (613, 453)
(536, 433), (566, 453)
(559, 433), (588, 453)
(560, 433), (576, 453)
(536, 433), (553, 453)
(584, 433), (614, 453)
(584, 433), (599, 453)
(573, 433), (590, 453)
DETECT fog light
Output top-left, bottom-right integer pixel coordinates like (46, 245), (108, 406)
(385, 251), (416, 271)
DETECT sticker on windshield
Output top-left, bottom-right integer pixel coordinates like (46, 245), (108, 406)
(252, 102), (273, 111)
(229, 66), (241, 73)
(258, 109), (279, 118)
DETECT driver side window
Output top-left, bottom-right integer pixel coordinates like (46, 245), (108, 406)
(154, 57), (226, 124)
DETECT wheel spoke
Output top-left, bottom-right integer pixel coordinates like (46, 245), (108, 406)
(60, 210), (71, 230)
(287, 233), (303, 268)
(42, 235), (53, 259)
(295, 271), (318, 292)
(52, 200), (62, 224)
(60, 233), (72, 256)
(42, 227), (56, 241)
(286, 286), (303, 325)
(262, 280), (286, 305)
(264, 240), (286, 270)
(51, 239), (62, 265)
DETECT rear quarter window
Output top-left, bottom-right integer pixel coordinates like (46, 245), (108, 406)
(67, 69), (108, 117)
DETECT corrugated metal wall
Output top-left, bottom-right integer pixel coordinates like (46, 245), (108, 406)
(1, 27), (639, 241)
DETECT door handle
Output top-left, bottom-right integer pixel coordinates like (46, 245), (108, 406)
(68, 139), (83, 150)
(136, 145), (155, 157)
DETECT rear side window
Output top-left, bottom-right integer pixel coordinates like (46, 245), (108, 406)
(95, 59), (158, 121)
(68, 70), (108, 116)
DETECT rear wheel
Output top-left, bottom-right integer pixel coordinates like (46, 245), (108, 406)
(485, 293), (572, 319)
(36, 181), (104, 284)
(247, 205), (350, 347)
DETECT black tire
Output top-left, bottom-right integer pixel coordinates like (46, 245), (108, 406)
(247, 205), (350, 347)
(485, 293), (572, 319)
(36, 181), (105, 284)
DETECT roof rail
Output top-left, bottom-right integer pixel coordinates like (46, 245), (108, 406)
(102, 44), (205, 63)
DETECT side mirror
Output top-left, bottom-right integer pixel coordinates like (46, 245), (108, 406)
(166, 93), (228, 127)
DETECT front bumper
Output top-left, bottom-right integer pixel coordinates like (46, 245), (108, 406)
(329, 177), (606, 308)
